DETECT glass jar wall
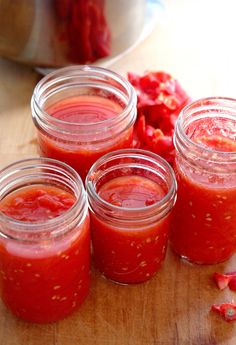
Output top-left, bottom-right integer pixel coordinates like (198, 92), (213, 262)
(0, 158), (90, 323)
(170, 97), (236, 264)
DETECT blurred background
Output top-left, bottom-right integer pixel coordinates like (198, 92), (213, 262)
(1, 0), (236, 99)
(0, 0), (162, 71)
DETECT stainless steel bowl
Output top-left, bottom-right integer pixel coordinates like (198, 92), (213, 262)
(0, 0), (148, 68)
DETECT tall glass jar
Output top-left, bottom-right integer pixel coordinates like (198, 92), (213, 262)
(0, 158), (90, 323)
(31, 65), (137, 181)
(86, 149), (177, 284)
(170, 97), (236, 264)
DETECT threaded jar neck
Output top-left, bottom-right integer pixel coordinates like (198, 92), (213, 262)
(174, 97), (236, 173)
(0, 158), (87, 242)
(31, 65), (137, 141)
(86, 149), (177, 227)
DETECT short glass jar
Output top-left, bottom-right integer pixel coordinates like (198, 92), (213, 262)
(0, 158), (90, 323)
(86, 149), (177, 284)
(170, 97), (236, 264)
(31, 65), (137, 181)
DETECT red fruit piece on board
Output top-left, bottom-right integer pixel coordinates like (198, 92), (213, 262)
(229, 276), (236, 291)
(211, 303), (236, 322)
(213, 271), (236, 291)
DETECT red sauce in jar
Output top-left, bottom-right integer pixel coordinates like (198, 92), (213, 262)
(0, 185), (90, 323)
(0, 185), (75, 221)
(170, 135), (236, 264)
(47, 96), (122, 123)
(99, 176), (165, 207)
(90, 175), (170, 284)
(38, 96), (133, 180)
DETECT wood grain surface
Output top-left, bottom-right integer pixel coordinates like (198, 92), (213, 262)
(0, 0), (236, 344)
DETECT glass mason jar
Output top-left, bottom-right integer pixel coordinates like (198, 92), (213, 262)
(170, 97), (236, 264)
(0, 158), (90, 323)
(31, 65), (137, 181)
(86, 149), (177, 284)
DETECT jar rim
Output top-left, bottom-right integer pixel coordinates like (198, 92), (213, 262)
(0, 158), (87, 240)
(86, 149), (177, 223)
(31, 65), (137, 134)
(176, 96), (236, 156)
(175, 97), (236, 170)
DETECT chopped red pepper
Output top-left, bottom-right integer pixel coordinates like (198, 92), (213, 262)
(211, 303), (236, 322)
(213, 271), (236, 291)
(128, 71), (190, 165)
(229, 277), (236, 291)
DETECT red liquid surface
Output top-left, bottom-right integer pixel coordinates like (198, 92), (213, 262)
(99, 176), (165, 208)
(38, 96), (133, 181)
(170, 135), (236, 264)
(0, 185), (75, 222)
(48, 95), (122, 123)
(91, 175), (170, 284)
(0, 185), (90, 323)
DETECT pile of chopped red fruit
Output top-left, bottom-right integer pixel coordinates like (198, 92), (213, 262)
(128, 71), (191, 165)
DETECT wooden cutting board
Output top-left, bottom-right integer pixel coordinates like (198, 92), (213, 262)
(1, 1), (236, 344)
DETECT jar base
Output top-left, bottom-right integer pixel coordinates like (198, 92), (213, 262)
(173, 250), (232, 266)
(98, 268), (159, 285)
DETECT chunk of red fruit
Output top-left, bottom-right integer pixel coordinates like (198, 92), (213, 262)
(213, 271), (236, 291)
(211, 303), (236, 322)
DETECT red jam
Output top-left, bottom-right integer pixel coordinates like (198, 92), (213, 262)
(98, 176), (165, 207)
(47, 96), (122, 123)
(90, 175), (170, 284)
(0, 185), (90, 323)
(38, 96), (133, 180)
(0, 185), (75, 221)
(170, 133), (236, 264)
